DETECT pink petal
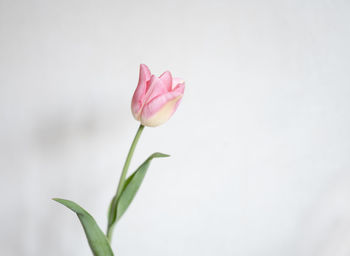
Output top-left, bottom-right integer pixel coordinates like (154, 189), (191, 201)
(171, 82), (185, 111)
(144, 75), (170, 104)
(140, 84), (185, 126)
(140, 64), (151, 82)
(159, 71), (172, 91)
(131, 64), (152, 119)
(172, 77), (185, 88)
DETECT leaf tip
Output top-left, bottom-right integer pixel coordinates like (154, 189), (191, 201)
(153, 152), (170, 158)
(52, 198), (74, 208)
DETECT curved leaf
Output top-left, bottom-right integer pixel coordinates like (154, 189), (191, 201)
(53, 198), (114, 256)
(107, 152), (169, 231)
(117, 152), (169, 221)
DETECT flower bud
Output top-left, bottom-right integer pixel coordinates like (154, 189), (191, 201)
(131, 64), (185, 127)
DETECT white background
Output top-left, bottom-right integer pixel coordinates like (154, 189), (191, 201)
(1, 0), (350, 255)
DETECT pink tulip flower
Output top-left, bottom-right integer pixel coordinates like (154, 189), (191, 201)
(131, 64), (185, 127)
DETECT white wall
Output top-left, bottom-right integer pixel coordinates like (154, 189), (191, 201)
(1, 0), (350, 255)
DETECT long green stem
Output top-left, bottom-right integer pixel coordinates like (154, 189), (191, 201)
(107, 124), (144, 242)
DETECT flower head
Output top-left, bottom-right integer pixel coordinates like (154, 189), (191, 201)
(131, 64), (185, 127)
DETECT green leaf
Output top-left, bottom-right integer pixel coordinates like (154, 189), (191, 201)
(53, 198), (114, 256)
(108, 152), (169, 230)
(107, 195), (116, 229)
(117, 152), (170, 221)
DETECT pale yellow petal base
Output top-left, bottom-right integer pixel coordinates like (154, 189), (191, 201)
(141, 96), (182, 127)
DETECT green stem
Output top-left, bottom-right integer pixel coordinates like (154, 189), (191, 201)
(107, 124), (144, 242)
(116, 124), (144, 198)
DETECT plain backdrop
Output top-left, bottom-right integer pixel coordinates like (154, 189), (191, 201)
(1, 0), (350, 255)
